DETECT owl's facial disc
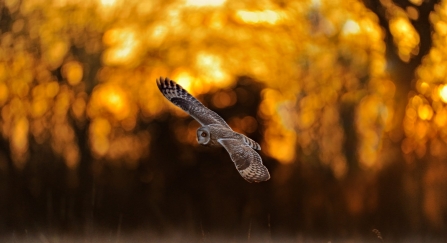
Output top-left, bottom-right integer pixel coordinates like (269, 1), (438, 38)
(197, 127), (210, 145)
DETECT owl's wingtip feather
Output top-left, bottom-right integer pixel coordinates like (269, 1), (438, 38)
(156, 77), (186, 92)
(156, 77), (164, 86)
(156, 77), (177, 89)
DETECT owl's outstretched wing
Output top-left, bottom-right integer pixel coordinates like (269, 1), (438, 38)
(157, 77), (231, 129)
(218, 138), (270, 183)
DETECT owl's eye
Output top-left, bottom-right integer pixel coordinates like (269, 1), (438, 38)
(201, 132), (207, 137)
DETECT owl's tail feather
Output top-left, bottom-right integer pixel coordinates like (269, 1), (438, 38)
(241, 135), (261, 151)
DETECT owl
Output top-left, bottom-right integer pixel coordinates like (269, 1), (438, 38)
(157, 77), (270, 183)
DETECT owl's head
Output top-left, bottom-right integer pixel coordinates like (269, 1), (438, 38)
(196, 126), (211, 145)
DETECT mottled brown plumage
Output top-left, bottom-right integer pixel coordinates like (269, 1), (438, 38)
(157, 77), (270, 183)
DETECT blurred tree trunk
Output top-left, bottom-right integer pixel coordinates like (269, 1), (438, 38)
(362, 0), (440, 234)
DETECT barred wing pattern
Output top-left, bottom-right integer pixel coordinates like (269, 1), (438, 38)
(156, 77), (231, 129)
(241, 134), (261, 151)
(218, 138), (270, 183)
(157, 77), (270, 183)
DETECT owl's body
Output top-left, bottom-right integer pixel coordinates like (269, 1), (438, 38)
(197, 125), (231, 147)
(157, 77), (270, 183)
(197, 124), (261, 150)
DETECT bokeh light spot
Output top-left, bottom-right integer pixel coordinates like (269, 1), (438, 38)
(342, 20), (360, 35)
(62, 61), (83, 86)
(196, 53), (230, 87)
(439, 85), (447, 103)
(418, 104), (433, 120)
(103, 28), (141, 66)
(212, 90), (236, 108)
(89, 84), (131, 120)
(45, 82), (60, 98)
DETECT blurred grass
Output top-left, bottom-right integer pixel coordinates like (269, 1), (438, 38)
(1, 231), (446, 243)
(0, 233), (445, 243)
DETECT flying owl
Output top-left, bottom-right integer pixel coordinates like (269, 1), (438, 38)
(156, 77), (270, 183)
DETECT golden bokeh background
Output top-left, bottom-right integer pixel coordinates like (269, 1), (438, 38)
(0, 0), (446, 240)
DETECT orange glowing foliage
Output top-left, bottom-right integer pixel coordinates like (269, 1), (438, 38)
(380, 0), (420, 62)
(235, 10), (286, 25)
(185, 0), (226, 7)
(389, 17), (420, 62)
(439, 85), (447, 103)
(90, 117), (111, 157)
(0, 0), (401, 177)
(62, 62), (83, 86)
(103, 27), (142, 66)
(10, 117), (29, 168)
(403, 0), (447, 162)
(88, 84), (131, 121)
